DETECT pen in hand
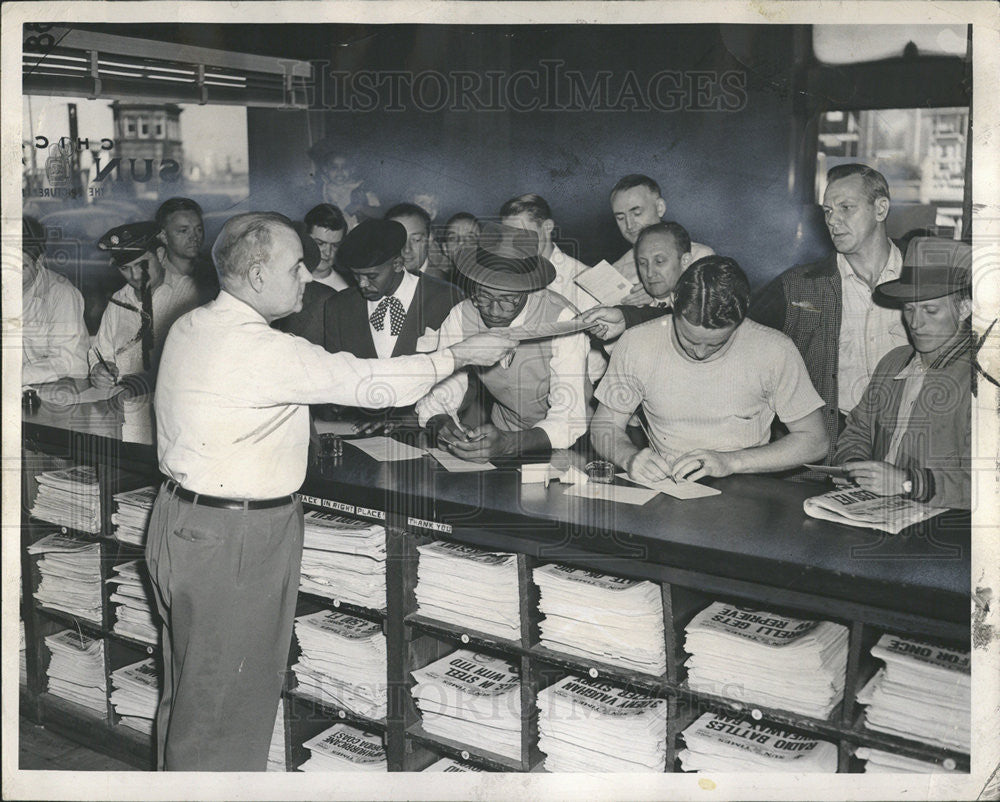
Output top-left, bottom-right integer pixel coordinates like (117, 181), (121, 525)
(94, 348), (119, 385)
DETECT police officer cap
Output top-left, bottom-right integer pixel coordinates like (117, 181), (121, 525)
(98, 221), (162, 266)
(335, 219), (406, 272)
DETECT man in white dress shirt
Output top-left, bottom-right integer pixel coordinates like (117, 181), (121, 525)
(20, 216), (89, 386)
(147, 212), (514, 770)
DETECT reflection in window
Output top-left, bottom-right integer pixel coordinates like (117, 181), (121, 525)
(817, 107), (968, 237)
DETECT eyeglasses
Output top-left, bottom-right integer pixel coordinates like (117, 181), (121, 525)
(470, 291), (523, 312)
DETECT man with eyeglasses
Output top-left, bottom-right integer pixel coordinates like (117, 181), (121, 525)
(416, 221), (590, 462)
(89, 221), (201, 392)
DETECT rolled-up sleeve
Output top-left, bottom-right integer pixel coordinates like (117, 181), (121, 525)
(534, 307), (590, 450)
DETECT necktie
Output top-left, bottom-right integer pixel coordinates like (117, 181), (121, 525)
(370, 296), (406, 336)
(139, 266), (154, 370)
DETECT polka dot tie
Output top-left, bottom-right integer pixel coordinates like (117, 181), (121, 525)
(370, 295), (406, 336)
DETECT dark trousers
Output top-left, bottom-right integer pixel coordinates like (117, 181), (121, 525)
(145, 485), (303, 770)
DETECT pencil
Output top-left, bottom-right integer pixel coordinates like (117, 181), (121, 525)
(93, 348), (118, 385)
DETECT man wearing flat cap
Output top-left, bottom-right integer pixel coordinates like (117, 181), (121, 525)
(90, 221), (201, 391)
(320, 218), (463, 431)
(148, 212), (513, 771)
(21, 215), (90, 385)
(835, 237), (973, 509)
(416, 221), (591, 461)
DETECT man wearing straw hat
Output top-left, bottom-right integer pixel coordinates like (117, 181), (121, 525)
(835, 238), (973, 509)
(416, 221), (590, 462)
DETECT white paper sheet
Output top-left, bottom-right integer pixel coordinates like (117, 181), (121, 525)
(345, 437), (426, 462)
(561, 483), (659, 505)
(615, 472), (721, 499)
(572, 259), (633, 305)
(427, 448), (496, 472)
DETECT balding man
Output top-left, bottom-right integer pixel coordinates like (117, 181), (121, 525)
(147, 212), (513, 771)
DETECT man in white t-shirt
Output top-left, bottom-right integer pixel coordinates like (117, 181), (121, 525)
(592, 256), (828, 484)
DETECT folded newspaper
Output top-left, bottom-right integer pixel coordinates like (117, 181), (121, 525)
(410, 650), (522, 760)
(536, 674), (667, 771)
(300, 723), (386, 771)
(803, 487), (945, 534)
(679, 711), (837, 772)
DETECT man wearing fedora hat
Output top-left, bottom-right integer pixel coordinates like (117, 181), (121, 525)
(416, 221), (590, 461)
(834, 237), (973, 509)
(321, 218), (463, 431)
(89, 220), (201, 392)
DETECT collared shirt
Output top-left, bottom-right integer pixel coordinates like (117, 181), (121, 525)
(89, 272), (201, 376)
(415, 292), (589, 450)
(156, 291), (455, 497)
(884, 355), (927, 466)
(836, 243), (908, 412)
(548, 244), (597, 312)
(22, 265), (90, 385)
(366, 270), (419, 359)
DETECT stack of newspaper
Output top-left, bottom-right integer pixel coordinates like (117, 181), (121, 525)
(29, 532), (103, 623)
(678, 712), (837, 772)
(299, 511), (386, 609)
(684, 602), (848, 718)
(536, 675), (668, 771)
(424, 757), (486, 772)
(411, 649), (522, 761)
(415, 541), (520, 639)
(111, 486), (157, 546)
(533, 564), (666, 674)
(267, 707), (286, 771)
(854, 747), (948, 773)
(857, 633), (970, 752)
(299, 724), (387, 771)
(291, 610), (388, 720)
(107, 561), (158, 644)
(29, 465), (102, 533)
(803, 487), (945, 534)
(45, 629), (107, 715)
(110, 658), (159, 734)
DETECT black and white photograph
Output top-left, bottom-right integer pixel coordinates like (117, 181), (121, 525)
(3, 1), (999, 799)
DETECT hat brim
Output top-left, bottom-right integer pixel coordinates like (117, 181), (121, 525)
(875, 280), (968, 304)
(454, 248), (556, 292)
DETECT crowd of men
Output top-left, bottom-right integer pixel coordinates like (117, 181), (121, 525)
(20, 161), (974, 770)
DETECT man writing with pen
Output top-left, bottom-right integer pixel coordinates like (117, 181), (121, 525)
(416, 221), (591, 462)
(89, 221), (201, 393)
(591, 256), (828, 484)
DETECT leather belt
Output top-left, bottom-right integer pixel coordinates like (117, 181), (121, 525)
(164, 480), (293, 510)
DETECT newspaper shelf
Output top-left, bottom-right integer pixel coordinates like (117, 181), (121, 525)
(35, 606), (105, 639)
(405, 612), (526, 655)
(528, 644), (670, 697)
(296, 590), (386, 622)
(284, 687), (388, 733)
(675, 680), (846, 741)
(846, 710), (969, 770)
(405, 722), (530, 772)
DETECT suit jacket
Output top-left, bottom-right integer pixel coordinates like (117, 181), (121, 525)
(273, 281), (338, 345)
(323, 274), (462, 358)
